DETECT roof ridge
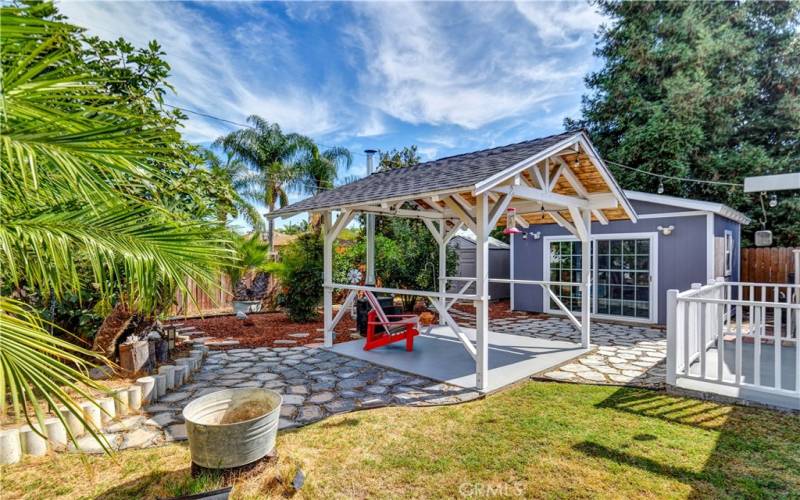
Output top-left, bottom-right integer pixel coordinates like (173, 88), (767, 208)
(371, 129), (576, 176)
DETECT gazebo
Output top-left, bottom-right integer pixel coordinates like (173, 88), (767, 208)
(270, 130), (636, 391)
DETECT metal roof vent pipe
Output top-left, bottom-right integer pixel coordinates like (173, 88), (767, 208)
(364, 149), (378, 175)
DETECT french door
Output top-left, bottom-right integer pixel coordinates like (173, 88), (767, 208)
(544, 233), (657, 323)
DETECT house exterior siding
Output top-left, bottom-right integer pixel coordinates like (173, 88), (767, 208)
(511, 199), (721, 325)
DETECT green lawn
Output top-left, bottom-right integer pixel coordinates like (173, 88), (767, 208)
(3, 382), (799, 499)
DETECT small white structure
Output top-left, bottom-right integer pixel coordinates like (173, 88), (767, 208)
(271, 131), (636, 391)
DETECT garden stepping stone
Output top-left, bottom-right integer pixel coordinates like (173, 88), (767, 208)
(159, 391), (191, 403)
(296, 406), (323, 422)
(307, 392), (335, 404)
(144, 412), (178, 428)
(288, 333), (309, 338)
(120, 428), (159, 450)
(282, 394), (305, 406)
(274, 340), (297, 345)
(164, 424), (187, 442)
(325, 399), (356, 413)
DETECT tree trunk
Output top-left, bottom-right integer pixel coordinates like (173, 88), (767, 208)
(267, 201), (275, 251)
(92, 302), (134, 358)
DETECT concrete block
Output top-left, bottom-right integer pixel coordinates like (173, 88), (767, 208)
(113, 389), (129, 415)
(0, 429), (22, 464)
(55, 405), (84, 438)
(173, 365), (188, 385)
(158, 365), (176, 390)
(154, 374), (167, 398)
(136, 376), (156, 404)
(20, 425), (48, 456)
(127, 385), (142, 411)
(80, 402), (102, 431)
(98, 398), (116, 425)
(44, 417), (68, 448)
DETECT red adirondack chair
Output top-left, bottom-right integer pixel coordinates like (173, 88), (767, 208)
(362, 290), (419, 352)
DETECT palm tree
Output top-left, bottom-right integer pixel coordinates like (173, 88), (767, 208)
(204, 149), (266, 232)
(1, 7), (233, 451)
(294, 144), (354, 227)
(215, 117), (312, 250)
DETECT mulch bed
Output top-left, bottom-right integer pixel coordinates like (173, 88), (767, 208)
(173, 311), (358, 349)
(451, 299), (549, 320)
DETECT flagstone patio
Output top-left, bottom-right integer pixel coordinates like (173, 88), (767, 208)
(450, 309), (668, 388)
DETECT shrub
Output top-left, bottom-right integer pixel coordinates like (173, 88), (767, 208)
(277, 231), (323, 322)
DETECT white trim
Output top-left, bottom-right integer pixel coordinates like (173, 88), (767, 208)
(706, 213), (715, 281)
(724, 230), (734, 277)
(636, 210), (708, 219)
(625, 190), (750, 225)
(542, 232), (659, 324)
(743, 172), (800, 193)
(510, 234), (515, 310)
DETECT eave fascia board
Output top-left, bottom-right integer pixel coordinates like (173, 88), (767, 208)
(267, 185), (475, 220)
(576, 132), (638, 222)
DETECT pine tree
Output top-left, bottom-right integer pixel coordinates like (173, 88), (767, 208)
(568, 1), (799, 246)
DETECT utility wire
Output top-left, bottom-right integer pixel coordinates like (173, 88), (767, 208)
(164, 102), (367, 156)
(604, 160), (743, 187)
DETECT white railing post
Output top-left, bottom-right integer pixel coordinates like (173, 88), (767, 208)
(666, 289), (679, 385)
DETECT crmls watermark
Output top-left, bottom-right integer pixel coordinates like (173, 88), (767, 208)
(458, 482), (525, 497)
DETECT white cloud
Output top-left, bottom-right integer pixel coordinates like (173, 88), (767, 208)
(514, 1), (606, 46)
(346, 2), (596, 130)
(57, 1), (342, 143)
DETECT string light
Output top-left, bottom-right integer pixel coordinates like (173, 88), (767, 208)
(769, 193), (778, 207)
(657, 179), (665, 194)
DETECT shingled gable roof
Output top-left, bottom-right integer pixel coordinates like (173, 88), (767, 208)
(271, 130), (581, 218)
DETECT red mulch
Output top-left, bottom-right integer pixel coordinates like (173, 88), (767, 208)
(451, 299), (549, 320)
(173, 312), (357, 349)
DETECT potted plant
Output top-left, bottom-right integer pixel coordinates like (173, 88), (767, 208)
(226, 233), (274, 314)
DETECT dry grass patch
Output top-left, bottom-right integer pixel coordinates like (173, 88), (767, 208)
(2, 382), (798, 499)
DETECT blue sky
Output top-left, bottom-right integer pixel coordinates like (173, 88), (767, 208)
(59, 1), (607, 226)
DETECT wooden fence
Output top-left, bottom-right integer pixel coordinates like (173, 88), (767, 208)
(170, 274), (233, 317)
(740, 247), (799, 301)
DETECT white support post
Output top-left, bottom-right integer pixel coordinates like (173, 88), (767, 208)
(580, 208), (591, 349)
(475, 193), (490, 390)
(322, 211), (333, 347)
(666, 289), (678, 385)
(366, 214), (375, 285)
(438, 222), (447, 326)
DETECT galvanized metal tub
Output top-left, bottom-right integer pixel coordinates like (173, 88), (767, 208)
(183, 388), (282, 469)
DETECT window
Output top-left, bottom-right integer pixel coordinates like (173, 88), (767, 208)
(724, 230), (734, 277)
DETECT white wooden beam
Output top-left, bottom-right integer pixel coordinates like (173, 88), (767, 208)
(580, 208), (591, 349)
(592, 209), (609, 225)
(443, 222), (463, 243)
(423, 219), (443, 243)
(443, 196), (477, 232)
(488, 192), (513, 229)
(325, 209), (353, 246)
(548, 164), (565, 192)
(322, 211), (334, 347)
(549, 211), (579, 238)
(475, 192), (490, 391)
(493, 184), (596, 210)
(555, 157), (589, 197)
(568, 206), (589, 242)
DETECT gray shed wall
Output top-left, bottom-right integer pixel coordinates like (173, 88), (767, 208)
(512, 199), (721, 324)
(450, 237), (510, 299)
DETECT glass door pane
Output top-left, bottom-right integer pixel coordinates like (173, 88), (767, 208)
(548, 240), (585, 312)
(595, 238), (650, 319)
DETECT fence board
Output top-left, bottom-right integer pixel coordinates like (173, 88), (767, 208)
(170, 274), (232, 317)
(741, 248), (799, 301)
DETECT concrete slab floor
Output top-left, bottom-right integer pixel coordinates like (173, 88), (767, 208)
(328, 325), (588, 393)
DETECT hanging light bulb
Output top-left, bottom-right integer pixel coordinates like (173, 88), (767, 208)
(769, 193), (778, 208)
(657, 179), (665, 194)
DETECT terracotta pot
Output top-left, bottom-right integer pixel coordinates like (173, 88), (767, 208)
(419, 311), (435, 326)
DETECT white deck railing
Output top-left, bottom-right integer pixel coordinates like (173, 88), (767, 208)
(667, 278), (800, 409)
